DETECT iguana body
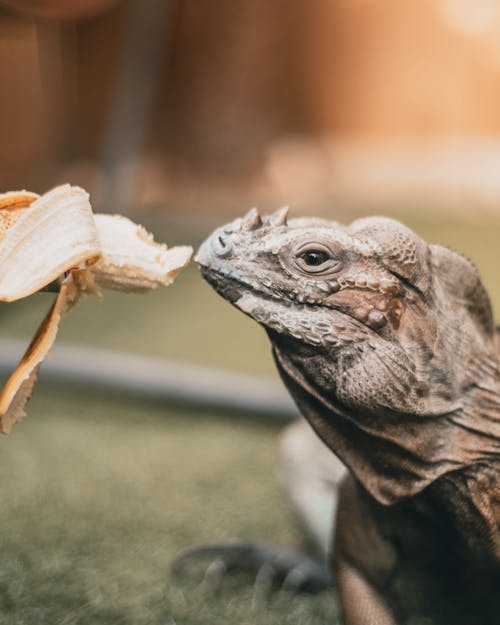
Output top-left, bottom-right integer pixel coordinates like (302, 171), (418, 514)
(195, 209), (500, 625)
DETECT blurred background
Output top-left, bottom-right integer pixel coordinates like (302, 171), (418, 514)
(4, 0), (500, 217)
(0, 1), (499, 624)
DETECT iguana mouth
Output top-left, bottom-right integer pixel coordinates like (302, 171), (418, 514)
(201, 267), (295, 308)
(200, 267), (248, 304)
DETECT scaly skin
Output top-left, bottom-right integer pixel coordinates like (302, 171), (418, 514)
(196, 208), (500, 625)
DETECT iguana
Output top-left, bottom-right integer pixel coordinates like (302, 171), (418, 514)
(192, 208), (500, 625)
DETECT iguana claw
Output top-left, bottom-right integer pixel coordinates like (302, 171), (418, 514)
(171, 540), (332, 601)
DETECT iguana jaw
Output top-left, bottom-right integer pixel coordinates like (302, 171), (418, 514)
(199, 265), (296, 309)
(199, 267), (248, 305)
(199, 265), (374, 353)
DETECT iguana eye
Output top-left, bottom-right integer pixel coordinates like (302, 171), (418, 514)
(300, 250), (330, 266)
(293, 244), (341, 274)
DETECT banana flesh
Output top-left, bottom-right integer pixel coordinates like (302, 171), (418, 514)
(0, 184), (192, 433)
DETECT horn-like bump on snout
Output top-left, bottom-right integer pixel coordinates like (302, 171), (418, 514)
(269, 206), (289, 227)
(242, 207), (262, 231)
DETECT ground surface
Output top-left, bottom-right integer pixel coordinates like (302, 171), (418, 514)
(0, 215), (497, 624)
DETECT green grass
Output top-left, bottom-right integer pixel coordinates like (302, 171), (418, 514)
(0, 389), (339, 625)
(0, 214), (498, 624)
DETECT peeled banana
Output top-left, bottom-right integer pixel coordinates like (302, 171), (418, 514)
(0, 184), (192, 433)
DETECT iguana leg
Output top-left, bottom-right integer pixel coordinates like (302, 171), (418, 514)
(336, 559), (398, 625)
(335, 476), (400, 625)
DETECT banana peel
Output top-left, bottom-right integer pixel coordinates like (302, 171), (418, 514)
(0, 184), (192, 433)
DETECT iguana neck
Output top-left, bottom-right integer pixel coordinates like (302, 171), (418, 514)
(271, 338), (500, 506)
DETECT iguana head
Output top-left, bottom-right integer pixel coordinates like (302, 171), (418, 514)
(197, 207), (429, 341)
(197, 209), (499, 503)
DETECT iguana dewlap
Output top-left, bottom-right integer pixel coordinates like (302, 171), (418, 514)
(196, 208), (500, 625)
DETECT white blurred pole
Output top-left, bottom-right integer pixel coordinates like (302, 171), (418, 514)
(0, 339), (299, 423)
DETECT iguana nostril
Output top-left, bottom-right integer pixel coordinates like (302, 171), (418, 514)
(211, 231), (233, 258)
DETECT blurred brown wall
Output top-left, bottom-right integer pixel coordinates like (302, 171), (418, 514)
(1, 0), (500, 190)
(157, 0), (313, 179)
(0, 4), (124, 189)
(0, 14), (53, 188)
(304, 0), (500, 137)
